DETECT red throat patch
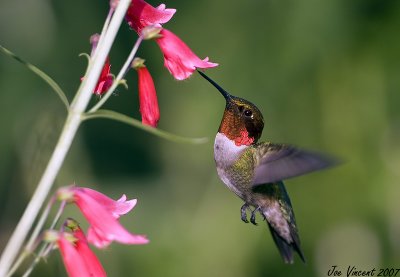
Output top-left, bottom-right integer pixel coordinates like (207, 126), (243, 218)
(234, 130), (254, 146)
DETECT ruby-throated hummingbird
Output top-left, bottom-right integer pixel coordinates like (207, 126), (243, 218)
(198, 71), (335, 264)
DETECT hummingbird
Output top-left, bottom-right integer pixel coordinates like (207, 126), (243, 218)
(198, 70), (335, 264)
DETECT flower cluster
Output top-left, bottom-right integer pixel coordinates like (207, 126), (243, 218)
(85, 0), (218, 127)
(125, 0), (218, 80)
(49, 186), (148, 276)
(62, 1), (216, 275)
(0, 1), (218, 277)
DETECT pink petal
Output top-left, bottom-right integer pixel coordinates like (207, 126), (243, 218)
(156, 29), (218, 80)
(137, 66), (160, 127)
(79, 187), (137, 218)
(81, 57), (113, 95)
(116, 195), (138, 216)
(125, 0), (176, 33)
(73, 229), (107, 277)
(94, 76), (113, 95)
(82, 40), (114, 95)
(58, 235), (93, 277)
(72, 188), (149, 248)
(93, 58), (113, 95)
(87, 227), (112, 249)
(87, 225), (149, 249)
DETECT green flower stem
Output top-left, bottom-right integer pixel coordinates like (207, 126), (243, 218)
(2, 111), (80, 277)
(94, 7), (115, 58)
(0, 1), (132, 276)
(82, 109), (209, 144)
(4, 253), (27, 277)
(21, 201), (66, 277)
(24, 196), (56, 253)
(7, 199), (66, 277)
(88, 35), (144, 113)
(5, 195), (56, 277)
(0, 45), (69, 110)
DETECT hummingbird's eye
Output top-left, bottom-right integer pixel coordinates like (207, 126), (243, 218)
(244, 109), (253, 117)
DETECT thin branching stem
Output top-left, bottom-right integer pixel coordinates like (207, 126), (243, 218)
(0, 46), (70, 110)
(0, 1), (132, 276)
(20, 201), (66, 277)
(5, 195), (57, 277)
(88, 35), (144, 113)
(82, 109), (208, 144)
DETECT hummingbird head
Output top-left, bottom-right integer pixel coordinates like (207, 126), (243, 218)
(198, 71), (264, 146)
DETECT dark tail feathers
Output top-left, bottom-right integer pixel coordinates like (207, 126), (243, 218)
(267, 223), (306, 264)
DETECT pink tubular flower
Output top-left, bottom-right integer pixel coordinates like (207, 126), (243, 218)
(125, 0), (176, 33)
(93, 58), (114, 95)
(81, 34), (114, 95)
(156, 29), (218, 80)
(57, 231), (106, 277)
(58, 186), (149, 248)
(134, 61), (160, 127)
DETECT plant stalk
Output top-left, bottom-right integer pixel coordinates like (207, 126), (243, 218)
(0, 1), (131, 275)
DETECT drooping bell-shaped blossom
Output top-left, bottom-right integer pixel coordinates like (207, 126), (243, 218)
(156, 29), (218, 80)
(56, 231), (106, 277)
(57, 186), (149, 249)
(125, 0), (176, 33)
(133, 59), (160, 127)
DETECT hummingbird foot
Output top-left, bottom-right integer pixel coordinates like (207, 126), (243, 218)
(250, 206), (261, 225)
(240, 203), (250, 223)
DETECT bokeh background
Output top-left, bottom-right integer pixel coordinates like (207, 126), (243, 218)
(1, 0), (400, 276)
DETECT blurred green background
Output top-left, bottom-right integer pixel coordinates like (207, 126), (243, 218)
(1, 0), (400, 276)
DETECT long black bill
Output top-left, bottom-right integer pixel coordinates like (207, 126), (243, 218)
(197, 70), (232, 101)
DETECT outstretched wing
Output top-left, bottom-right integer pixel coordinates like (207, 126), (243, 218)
(253, 142), (337, 185)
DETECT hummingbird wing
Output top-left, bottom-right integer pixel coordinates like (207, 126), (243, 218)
(252, 142), (337, 185)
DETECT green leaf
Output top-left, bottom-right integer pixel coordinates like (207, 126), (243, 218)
(0, 45), (69, 110)
(82, 109), (209, 144)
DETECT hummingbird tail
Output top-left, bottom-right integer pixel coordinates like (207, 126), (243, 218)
(266, 221), (306, 264)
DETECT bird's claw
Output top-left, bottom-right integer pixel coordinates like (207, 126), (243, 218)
(241, 204), (261, 225)
(250, 206), (261, 225)
(241, 203), (250, 223)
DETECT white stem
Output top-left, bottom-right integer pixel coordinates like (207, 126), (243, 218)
(20, 201), (67, 277)
(0, 1), (131, 276)
(5, 196), (56, 277)
(25, 197), (56, 253)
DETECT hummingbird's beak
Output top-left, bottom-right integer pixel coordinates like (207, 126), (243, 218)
(197, 70), (232, 102)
